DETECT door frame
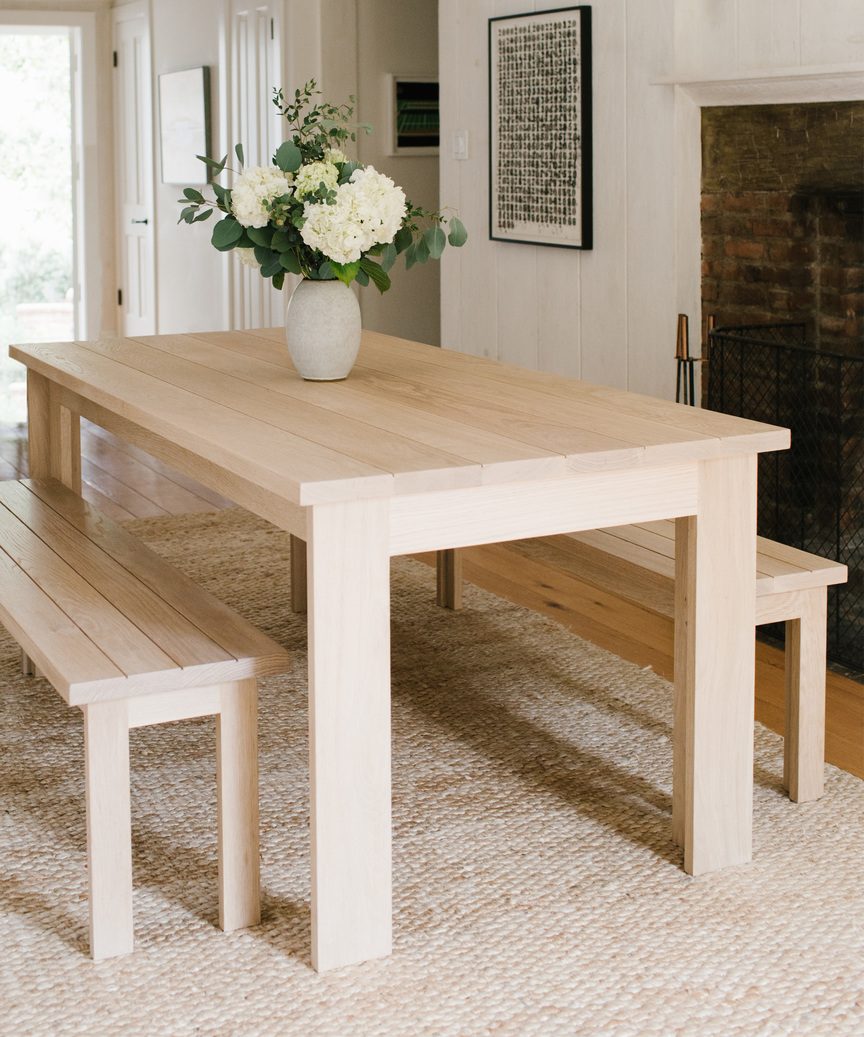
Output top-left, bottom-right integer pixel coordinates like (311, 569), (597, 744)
(0, 9), (100, 340)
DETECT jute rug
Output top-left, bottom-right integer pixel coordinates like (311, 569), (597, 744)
(1, 509), (863, 1037)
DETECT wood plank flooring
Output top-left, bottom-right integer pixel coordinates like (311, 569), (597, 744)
(2, 419), (862, 779)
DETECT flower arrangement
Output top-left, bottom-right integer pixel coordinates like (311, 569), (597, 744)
(178, 80), (467, 293)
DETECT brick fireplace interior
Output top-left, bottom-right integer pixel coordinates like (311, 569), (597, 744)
(700, 100), (863, 675)
(701, 100), (864, 351)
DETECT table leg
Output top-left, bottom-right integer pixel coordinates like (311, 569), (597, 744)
(673, 455), (757, 875)
(307, 498), (392, 972)
(290, 534), (307, 613)
(26, 370), (81, 492)
(436, 548), (463, 610)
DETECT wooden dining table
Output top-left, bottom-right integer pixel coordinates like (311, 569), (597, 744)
(11, 328), (789, 972)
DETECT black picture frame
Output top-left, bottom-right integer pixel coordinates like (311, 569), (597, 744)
(488, 6), (593, 250)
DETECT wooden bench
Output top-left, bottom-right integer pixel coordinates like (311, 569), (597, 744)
(444, 525), (845, 807)
(0, 478), (291, 960)
(530, 521), (846, 808)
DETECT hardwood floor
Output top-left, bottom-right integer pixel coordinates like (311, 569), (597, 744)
(2, 419), (862, 780)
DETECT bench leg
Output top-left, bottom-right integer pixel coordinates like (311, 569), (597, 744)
(290, 534), (308, 614)
(216, 679), (260, 932)
(436, 549), (463, 610)
(21, 650), (35, 677)
(83, 700), (133, 960)
(784, 589), (827, 803)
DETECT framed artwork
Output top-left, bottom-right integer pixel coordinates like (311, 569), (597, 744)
(159, 66), (211, 184)
(489, 6), (592, 249)
(387, 75), (439, 155)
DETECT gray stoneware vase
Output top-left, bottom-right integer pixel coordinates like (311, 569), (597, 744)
(284, 278), (362, 381)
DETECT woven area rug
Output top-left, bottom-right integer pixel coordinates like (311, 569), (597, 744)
(1, 508), (863, 1037)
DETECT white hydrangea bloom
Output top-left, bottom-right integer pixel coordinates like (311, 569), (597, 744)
(294, 160), (340, 199)
(300, 166), (407, 265)
(324, 148), (347, 164)
(230, 165), (294, 228)
(236, 248), (260, 269)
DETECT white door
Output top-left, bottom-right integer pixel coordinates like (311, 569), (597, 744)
(113, 3), (155, 335)
(230, 0), (284, 330)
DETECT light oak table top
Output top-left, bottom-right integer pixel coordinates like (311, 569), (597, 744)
(11, 329), (788, 507)
(12, 329), (790, 974)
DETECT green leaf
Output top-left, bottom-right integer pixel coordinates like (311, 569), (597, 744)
(247, 226), (274, 248)
(271, 230), (294, 252)
(212, 217), (244, 251)
(359, 257), (391, 294)
(379, 242), (397, 272)
(331, 260), (361, 286)
(447, 216), (468, 247)
(212, 183), (231, 209)
(192, 208), (213, 222)
(355, 268), (370, 287)
(273, 140), (302, 173)
(279, 250), (301, 274)
(178, 205), (196, 223)
(394, 226), (413, 254)
(414, 235), (430, 264)
(404, 242), (417, 270)
(261, 254), (283, 278)
(183, 187), (205, 203)
(272, 271), (286, 291)
(424, 226), (446, 260)
(338, 160), (362, 184)
(318, 260), (334, 280)
(235, 142), (245, 166)
(198, 154), (227, 174)
(254, 245), (276, 266)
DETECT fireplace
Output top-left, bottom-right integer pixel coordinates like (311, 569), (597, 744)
(700, 100), (864, 674)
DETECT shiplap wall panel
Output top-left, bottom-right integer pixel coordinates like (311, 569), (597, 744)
(577, 0), (628, 389)
(626, 0), (676, 400)
(537, 247), (582, 379)
(455, 0), (499, 359)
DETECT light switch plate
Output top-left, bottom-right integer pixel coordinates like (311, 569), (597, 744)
(452, 130), (469, 160)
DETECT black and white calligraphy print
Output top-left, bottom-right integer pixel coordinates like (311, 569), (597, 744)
(490, 7), (591, 249)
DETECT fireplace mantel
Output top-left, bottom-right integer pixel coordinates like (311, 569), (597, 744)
(654, 64), (864, 106)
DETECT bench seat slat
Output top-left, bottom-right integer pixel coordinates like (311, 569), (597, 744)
(21, 479), (284, 664)
(0, 503), (178, 677)
(0, 479), (291, 704)
(0, 548), (124, 692)
(562, 522), (847, 599)
(0, 481), (236, 670)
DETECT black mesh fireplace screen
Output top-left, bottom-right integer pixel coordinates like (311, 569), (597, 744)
(707, 323), (864, 674)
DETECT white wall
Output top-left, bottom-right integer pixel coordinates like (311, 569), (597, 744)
(439, 0), (677, 398)
(149, 0), (228, 334)
(439, 0), (864, 399)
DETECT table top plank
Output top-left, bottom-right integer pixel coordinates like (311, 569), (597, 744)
(12, 340), (396, 504)
(355, 331), (792, 447)
(10, 330), (790, 505)
(77, 336), (488, 495)
(132, 333), (571, 485)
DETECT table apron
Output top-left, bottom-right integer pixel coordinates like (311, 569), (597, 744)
(388, 463), (699, 555)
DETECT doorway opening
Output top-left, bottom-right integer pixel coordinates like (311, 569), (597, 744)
(0, 29), (76, 424)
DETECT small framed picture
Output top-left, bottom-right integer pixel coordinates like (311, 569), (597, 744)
(489, 6), (593, 249)
(159, 66), (211, 184)
(387, 75), (439, 156)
